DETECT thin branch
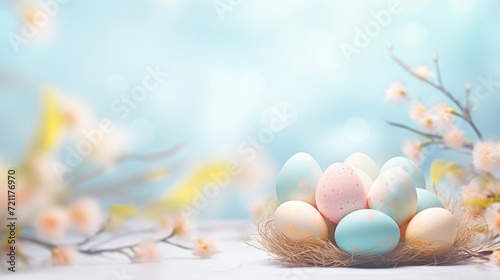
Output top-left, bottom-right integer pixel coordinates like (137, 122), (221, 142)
(163, 240), (192, 250)
(19, 236), (57, 249)
(433, 53), (444, 87)
(385, 120), (442, 139)
(88, 228), (157, 250)
(78, 220), (108, 246)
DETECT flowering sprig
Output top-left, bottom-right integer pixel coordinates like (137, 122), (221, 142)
(18, 216), (219, 266)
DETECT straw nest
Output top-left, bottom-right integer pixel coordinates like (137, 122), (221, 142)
(250, 199), (499, 267)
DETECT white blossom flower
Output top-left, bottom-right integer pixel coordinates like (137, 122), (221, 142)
(192, 238), (219, 258)
(402, 139), (423, 163)
(132, 241), (160, 263)
(472, 141), (500, 174)
(173, 216), (195, 239)
(442, 126), (465, 149)
(60, 95), (96, 132)
(428, 102), (454, 133)
(408, 100), (427, 123)
(69, 197), (104, 236)
(158, 215), (174, 234)
(35, 207), (70, 239)
(51, 247), (77, 266)
(414, 65), (434, 80)
(385, 82), (407, 104)
(462, 177), (488, 216)
(484, 203), (500, 236)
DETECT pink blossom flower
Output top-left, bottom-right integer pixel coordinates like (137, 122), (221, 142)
(385, 82), (407, 104)
(173, 216), (195, 239)
(414, 65), (433, 80)
(35, 207), (70, 239)
(484, 203), (500, 236)
(408, 100), (427, 123)
(402, 139), (423, 163)
(428, 102), (454, 133)
(69, 197), (103, 236)
(442, 126), (465, 149)
(472, 141), (500, 174)
(60, 95), (96, 132)
(132, 241), (160, 263)
(192, 238), (219, 258)
(158, 215), (173, 234)
(462, 177), (488, 215)
(51, 247), (77, 266)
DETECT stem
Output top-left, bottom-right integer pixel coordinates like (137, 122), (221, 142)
(163, 240), (192, 250)
(385, 120), (442, 139)
(19, 236), (57, 249)
(88, 228), (157, 249)
(433, 55), (444, 87)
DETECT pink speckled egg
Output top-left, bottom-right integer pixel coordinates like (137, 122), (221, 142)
(315, 163), (367, 224)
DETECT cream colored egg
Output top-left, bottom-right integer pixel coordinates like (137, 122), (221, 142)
(344, 152), (379, 180)
(405, 208), (457, 253)
(274, 201), (328, 242)
(353, 167), (373, 193)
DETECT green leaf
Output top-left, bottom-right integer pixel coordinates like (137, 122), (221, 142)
(106, 204), (137, 230)
(429, 160), (464, 186)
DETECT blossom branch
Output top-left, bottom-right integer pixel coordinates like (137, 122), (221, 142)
(387, 45), (483, 140)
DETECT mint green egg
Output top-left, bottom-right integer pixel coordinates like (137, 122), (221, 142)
(416, 188), (443, 213)
(276, 152), (322, 206)
(380, 157), (426, 189)
(335, 209), (400, 255)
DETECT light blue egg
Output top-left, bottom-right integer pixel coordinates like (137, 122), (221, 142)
(276, 152), (322, 206)
(380, 157), (426, 189)
(335, 209), (400, 255)
(416, 188), (443, 213)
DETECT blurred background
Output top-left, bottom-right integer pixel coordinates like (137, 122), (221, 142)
(1, 0), (500, 219)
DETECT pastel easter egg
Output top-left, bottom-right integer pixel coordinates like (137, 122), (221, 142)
(405, 208), (457, 253)
(273, 201), (328, 242)
(380, 157), (426, 189)
(276, 152), (322, 206)
(334, 209), (400, 255)
(344, 153), (379, 180)
(353, 167), (373, 193)
(316, 163), (367, 224)
(368, 167), (418, 226)
(416, 188), (443, 213)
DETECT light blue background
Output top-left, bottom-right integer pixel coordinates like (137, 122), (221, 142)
(1, 0), (499, 218)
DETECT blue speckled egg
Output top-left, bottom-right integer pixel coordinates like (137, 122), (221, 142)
(276, 152), (322, 206)
(416, 188), (443, 213)
(368, 167), (418, 226)
(334, 209), (400, 255)
(380, 156), (426, 189)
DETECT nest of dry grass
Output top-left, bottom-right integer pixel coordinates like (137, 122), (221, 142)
(250, 199), (499, 267)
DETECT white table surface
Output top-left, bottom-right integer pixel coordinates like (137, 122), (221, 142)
(4, 220), (499, 280)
